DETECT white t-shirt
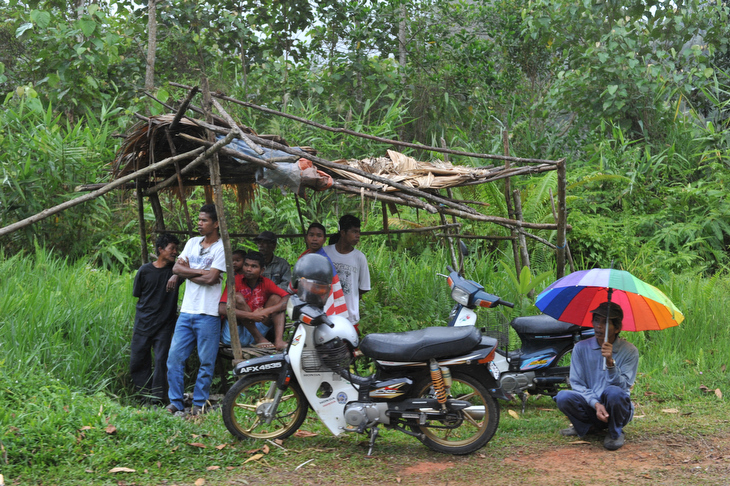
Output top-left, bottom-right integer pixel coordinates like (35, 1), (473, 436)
(323, 245), (371, 324)
(179, 236), (226, 316)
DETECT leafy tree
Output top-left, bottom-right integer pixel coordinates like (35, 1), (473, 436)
(525, 0), (724, 137)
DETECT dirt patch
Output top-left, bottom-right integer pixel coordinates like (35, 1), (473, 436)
(400, 432), (730, 486)
(225, 431), (730, 486)
(400, 461), (455, 475)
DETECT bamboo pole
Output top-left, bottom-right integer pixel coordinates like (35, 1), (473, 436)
(169, 82), (559, 166)
(0, 148), (204, 238)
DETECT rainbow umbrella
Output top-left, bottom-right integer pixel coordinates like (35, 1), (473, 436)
(535, 269), (684, 331)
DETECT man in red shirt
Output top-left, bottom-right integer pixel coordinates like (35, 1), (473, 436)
(219, 251), (291, 351)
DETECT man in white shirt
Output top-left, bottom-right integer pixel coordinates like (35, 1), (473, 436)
(324, 215), (370, 330)
(166, 204), (226, 416)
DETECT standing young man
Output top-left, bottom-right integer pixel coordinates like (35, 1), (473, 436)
(166, 204), (226, 416)
(254, 231), (291, 292)
(130, 233), (181, 405)
(324, 215), (371, 329)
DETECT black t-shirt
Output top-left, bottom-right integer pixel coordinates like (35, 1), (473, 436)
(132, 262), (180, 336)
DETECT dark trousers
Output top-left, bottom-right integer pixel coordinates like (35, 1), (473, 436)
(130, 325), (174, 403)
(555, 386), (633, 439)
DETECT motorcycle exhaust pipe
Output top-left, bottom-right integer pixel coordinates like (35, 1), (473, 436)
(462, 406), (485, 420)
(533, 377), (567, 384)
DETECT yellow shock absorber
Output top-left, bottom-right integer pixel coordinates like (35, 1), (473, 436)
(429, 359), (448, 405)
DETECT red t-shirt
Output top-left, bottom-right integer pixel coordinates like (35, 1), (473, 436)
(220, 274), (289, 311)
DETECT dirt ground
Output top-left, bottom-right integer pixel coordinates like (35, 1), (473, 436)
(241, 431), (730, 486)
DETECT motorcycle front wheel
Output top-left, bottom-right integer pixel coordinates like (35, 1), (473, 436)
(411, 372), (500, 455)
(221, 373), (308, 440)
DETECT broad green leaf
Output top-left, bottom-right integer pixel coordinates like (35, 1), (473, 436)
(157, 88), (170, 103)
(15, 22), (33, 37)
(79, 18), (96, 37)
(607, 85), (618, 95)
(30, 10), (51, 29)
(703, 67), (713, 78)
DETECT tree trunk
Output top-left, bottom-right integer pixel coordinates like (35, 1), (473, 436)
(398, 3), (407, 85)
(145, 0), (158, 91)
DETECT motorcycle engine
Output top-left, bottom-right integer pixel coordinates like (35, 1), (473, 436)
(344, 402), (389, 426)
(499, 372), (535, 394)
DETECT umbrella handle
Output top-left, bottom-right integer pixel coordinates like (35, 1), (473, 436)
(603, 287), (613, 371)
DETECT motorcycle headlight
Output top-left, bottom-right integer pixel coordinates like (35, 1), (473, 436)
(451, 286), (471, 306)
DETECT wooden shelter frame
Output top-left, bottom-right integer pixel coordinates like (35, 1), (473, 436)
(0, 83), (572, 362)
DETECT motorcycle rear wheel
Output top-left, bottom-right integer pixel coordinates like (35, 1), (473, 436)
(221, 373), (308, 440)
(411, 372), (500, 455)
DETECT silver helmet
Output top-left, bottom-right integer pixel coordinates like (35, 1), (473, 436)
(314, 315), (359, 349)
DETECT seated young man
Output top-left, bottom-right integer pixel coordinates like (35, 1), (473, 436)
(219, 251), (291, 351)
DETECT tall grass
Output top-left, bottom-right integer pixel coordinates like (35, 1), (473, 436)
(0, 247), (135, 393)
(1, 246), (728, 482)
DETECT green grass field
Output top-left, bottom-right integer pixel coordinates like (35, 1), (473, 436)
(0, 247), (727, 484)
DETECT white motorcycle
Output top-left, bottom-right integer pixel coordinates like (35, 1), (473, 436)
(221, 254), (507, 455)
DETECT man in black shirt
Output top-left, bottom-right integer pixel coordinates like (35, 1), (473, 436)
(130, 234), (181, 404)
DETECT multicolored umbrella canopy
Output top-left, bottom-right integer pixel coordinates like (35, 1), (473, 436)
(535, 269), (684, 331)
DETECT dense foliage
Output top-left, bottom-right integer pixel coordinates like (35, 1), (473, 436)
(1, 0), (729, 274)
(2, 3), (729, 482)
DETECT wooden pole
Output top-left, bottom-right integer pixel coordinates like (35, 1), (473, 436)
(550, 189), (574, 273)
(512, 189), (531, 270)
(202, 78), (243, 363)
(149, 192), (166, 232)
(164, 129), (194, 236)
(169, 82), (559, 166)
(0, 148), (204, 238)
(294, 194), (307, 235)
(503, 129), (521, 277)
(438, 189), (458, 271)
(136, 178), (149, 264)
(556, 160), (568, 279)
(513, 189), (533, 298)
(158, 223), (462, 238)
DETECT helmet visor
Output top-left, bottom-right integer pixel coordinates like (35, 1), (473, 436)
(297, 277), (331, 307)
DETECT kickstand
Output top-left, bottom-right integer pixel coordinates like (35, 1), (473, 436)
(519, 392), (528, 414)
(366, 427), (380, 456)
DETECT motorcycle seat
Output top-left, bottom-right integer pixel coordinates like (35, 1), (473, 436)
(359, 326), (481, 361)
(511, 314), (586, 335)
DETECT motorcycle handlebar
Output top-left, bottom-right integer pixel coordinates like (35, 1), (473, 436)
(497, 299), (515, 308)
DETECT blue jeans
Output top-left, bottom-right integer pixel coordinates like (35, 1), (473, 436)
(166, 313), (221, 409)
(220, 320), (270, 347)
(555, 386), (633, 439)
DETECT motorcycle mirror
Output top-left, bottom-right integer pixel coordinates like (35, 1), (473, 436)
(458, 240), (470, 257)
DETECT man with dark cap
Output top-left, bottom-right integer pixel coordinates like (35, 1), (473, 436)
(254, 231), (291, 292)
(554, 301), (639, 450)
